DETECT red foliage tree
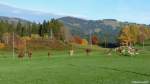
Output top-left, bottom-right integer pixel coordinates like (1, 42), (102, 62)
(92, 35), (100, 45)
(73, 36), (83, 44)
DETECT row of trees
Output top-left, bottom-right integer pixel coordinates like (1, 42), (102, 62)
(0, 19), (67, 42)
(1, 19), (149, 48)
(38, 19), (66, 40)
(118, 24), (150, 46)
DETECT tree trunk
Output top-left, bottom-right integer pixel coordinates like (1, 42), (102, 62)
(143, 41), (145, 49)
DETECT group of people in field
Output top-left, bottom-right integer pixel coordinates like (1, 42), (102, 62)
(17, 49), (32, 60)
(17, 50), (53, 60)
(69, 48), (92, 56)
(115, 46), (139, 56)
(16, 45), (139, 60)
(17, 48), (92, 60)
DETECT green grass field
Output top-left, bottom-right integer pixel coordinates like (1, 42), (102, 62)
(0, 46), (150, 84)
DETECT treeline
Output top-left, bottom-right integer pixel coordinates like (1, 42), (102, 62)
(0, 19), (68, 41)
(118, 24), (150, 46)
(0, 18), (150, 47)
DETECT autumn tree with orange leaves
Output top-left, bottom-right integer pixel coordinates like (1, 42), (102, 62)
(119, 24), (150, 46)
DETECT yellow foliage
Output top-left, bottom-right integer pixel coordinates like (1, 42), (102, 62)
(22, 36), (31, 41)
(44, 35), (49, 39)
(3, 32), (10, 36)
(119, 25), (136, 45)
(119, 24), (150, 45)
(0, 43), (5, 49)
(81, 39), (88, 45)
(31, 34), (41, 39)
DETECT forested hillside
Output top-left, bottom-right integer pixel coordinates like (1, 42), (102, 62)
(59, 16), (150, 43)
(0, 16), (150, 47)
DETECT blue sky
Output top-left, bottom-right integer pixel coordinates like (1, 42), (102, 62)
(0, 0), (150, 24)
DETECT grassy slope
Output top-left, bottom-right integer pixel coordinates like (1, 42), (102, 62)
(0, 46), (150, 84)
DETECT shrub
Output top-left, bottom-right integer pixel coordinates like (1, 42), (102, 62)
(72, 36), (83, 44)
(22, 36), (31, 41)
(81, 39), (88, 45)
(92, 35), (100, 45)
(31, 34), (41, 39)
(0, 43), (5, 49)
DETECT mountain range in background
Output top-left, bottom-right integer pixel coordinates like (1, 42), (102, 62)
(0, 3), (149, 43)
(0, 3), (61, 23)
(0, 16), (139, 43)
(58, 16), (143, 43)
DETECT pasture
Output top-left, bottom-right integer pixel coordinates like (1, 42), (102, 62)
(0, 46), (150, 84)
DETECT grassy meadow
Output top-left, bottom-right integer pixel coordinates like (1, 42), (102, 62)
(0, 45), (150, 84)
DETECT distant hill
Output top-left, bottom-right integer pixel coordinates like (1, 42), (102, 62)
(0, 16), (31, 24)
(58, 16), (150, 43)
(0, 15), (149, 43)
(0, 3), (61, 23)
(58, 16), (123, 43)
